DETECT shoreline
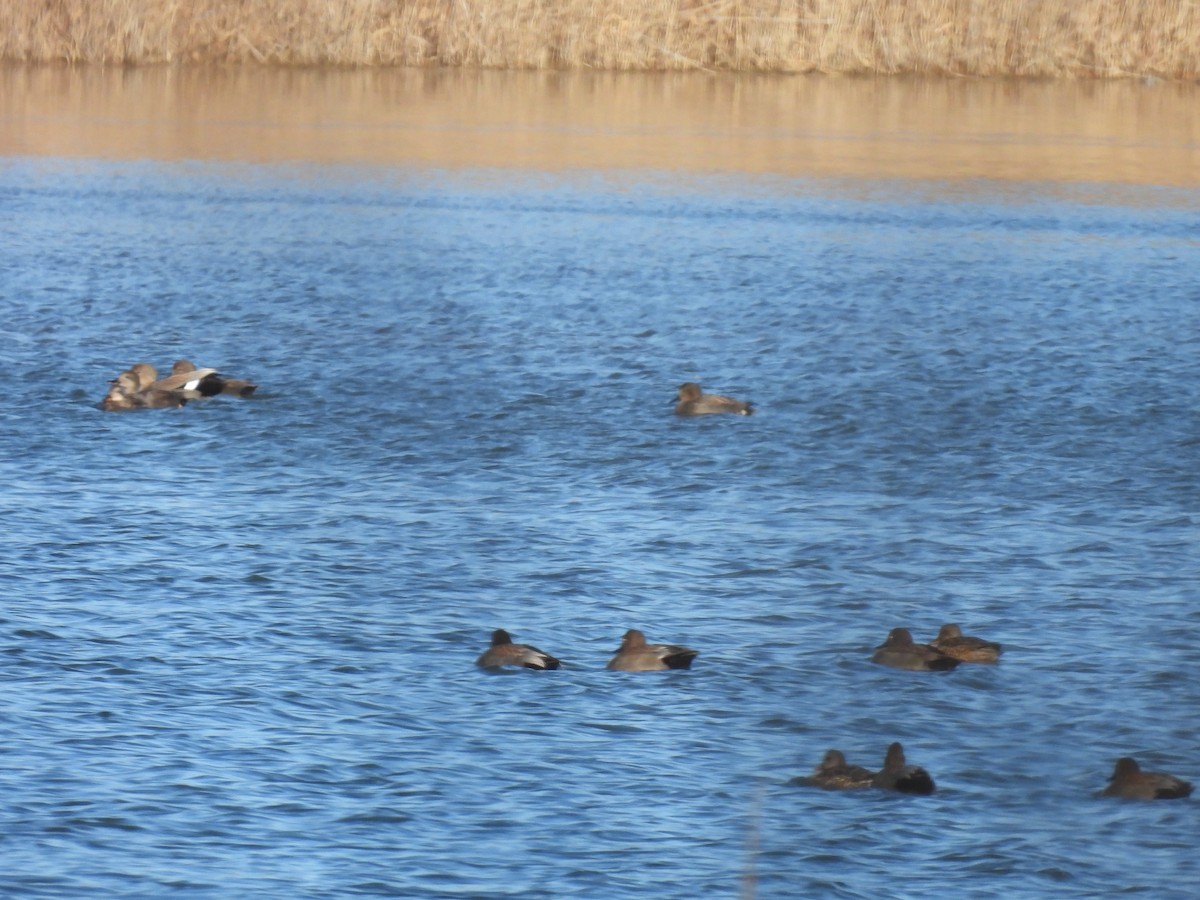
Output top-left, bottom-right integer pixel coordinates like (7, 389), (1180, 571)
(4, 1), (1198, 80)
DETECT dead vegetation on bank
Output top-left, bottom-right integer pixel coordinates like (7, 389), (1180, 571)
(3, 1), (1197, 78)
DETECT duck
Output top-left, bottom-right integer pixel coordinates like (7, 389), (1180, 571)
(129, 362), (159, 391)
(171, 359), (257, 398)
(100, 371), (142, 411)
(100, 370), (187, 411)
(1102, 757), (1193, 800)
(795, 749), (875, 790)
(152, 361), (223, 396)
(474, 629), (561, 671)
(125, 361), (214, 399)
(871, 627), (959, 671)
(930, 623), (1002, 663)
(674, 382), (753, 417)
(606, 629), (698, 672)
(872, 742), (936, 795)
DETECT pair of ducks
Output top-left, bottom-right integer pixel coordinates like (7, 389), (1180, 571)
(799, 748), (1192, 802)
(798, 743), (936, 795)
(872, 624), (1002, 671)
(476, 629), (698, 673)
(102, 360), (256, 411)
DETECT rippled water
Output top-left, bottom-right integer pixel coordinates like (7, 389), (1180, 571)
(2, 84), (1199, 897)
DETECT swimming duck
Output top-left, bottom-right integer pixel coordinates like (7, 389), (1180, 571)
(606, 629), (698, 671)
(930, 623), (1002, 663)
(872, 742), (936, 795)
(124, 361), (214, 398)
(129, 362), (159, 391)
(101, 370), (187, 411)
(171, 359), (257, 398)
(151, 361), (223, 396)
(100, 371), (142, 411)
(796, 749), (875, 790)
(674, 382), (753, 417)
(1102, 757), (1192, 800)
(871, 627), (959, 671)
(474, 629), (562, 671)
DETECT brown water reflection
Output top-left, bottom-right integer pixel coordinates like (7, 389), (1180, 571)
(2, 65), (1198, 185)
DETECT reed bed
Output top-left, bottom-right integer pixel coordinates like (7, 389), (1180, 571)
(3, 1), (1198, 78)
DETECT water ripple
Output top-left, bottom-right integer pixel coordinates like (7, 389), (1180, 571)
(1, 157), (1197, 898)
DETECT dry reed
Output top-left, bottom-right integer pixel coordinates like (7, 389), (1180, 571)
(2, 1), (1198, 78)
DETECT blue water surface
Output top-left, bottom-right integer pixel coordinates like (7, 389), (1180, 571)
(0, 157), (1198, 898)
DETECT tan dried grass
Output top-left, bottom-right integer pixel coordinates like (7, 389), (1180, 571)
(1, 1), (1197, 78)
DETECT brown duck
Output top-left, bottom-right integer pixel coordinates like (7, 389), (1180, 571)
(872, 742), (936, 795)
(171, 359), (257, 398)
(606, 629), (698, 672)
(930, 623), (1002, 664)
(796, 749), (875, 790)
(674, 382), (753, 417)
(1102, 757), (1192, 800)
(871, 627), (959, 671)
(101, 370), (187, 411)
(475, 629), (561, 671)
